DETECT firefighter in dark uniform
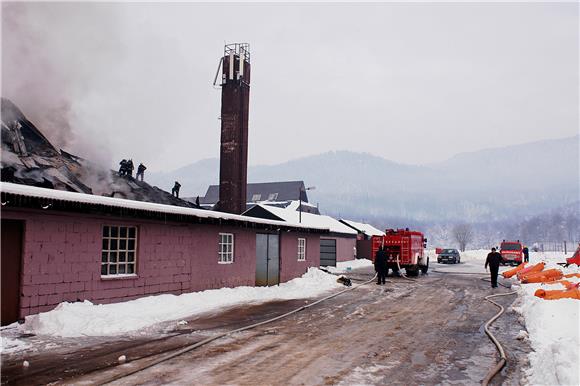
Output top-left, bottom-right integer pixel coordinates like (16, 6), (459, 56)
(136, 163), (146, 181)
(172, 181), (181, 198)
(523, 246), (529, 263)
(374, 246), (388, 285)
(118, 159), (127, 176)
(485, 247), (503, 288)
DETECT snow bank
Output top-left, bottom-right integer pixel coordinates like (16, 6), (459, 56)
(0, 333), (32, 354)
(511, 258), (580, 385)
(20, 268), (342, 338)
(326, 258), (373, 274)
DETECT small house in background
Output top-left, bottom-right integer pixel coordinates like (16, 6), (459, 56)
(0, 183), (326, 326)
(194, 181), (320, 214)
(243, 201), (357, 267)
(339, 219), (385, 260)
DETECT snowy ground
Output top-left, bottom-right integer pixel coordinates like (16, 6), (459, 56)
(509, 252), (580, 386)
(2, 252), (578, 385)
(434, 249), (579, 385)
(0, 267), (344, 353)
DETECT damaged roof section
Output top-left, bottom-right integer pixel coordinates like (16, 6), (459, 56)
(1, 98), (194, 208)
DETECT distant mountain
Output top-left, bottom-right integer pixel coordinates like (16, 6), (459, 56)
(147, 136), (579, 222)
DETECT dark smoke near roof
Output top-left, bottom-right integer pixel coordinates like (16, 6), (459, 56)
(1, 98), (196, 208)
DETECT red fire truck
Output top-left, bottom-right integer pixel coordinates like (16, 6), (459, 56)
(371, 228), (429, 276)
(500, 240), (524, 266)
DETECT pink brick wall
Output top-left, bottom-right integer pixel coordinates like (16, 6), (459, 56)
(279, 233), (320, 283)
(4, 209), (302, 318)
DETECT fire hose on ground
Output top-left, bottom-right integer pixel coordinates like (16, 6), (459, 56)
(98, 271), (378, 386)
(434, 267), (518, 386)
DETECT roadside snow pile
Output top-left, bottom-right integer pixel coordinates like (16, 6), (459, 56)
(21, 268), (342, 338)
(511, 257), (580, 385)
(326, 258), (373, 273)
(0, 333), (32, 354)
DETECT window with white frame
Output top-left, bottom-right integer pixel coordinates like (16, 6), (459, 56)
(219, 233), (234, 263)
(251, 194), (261, 202)
(267, 193), (278, 201)
(298, 238), (306, 261)
(101, 225), (137, 276)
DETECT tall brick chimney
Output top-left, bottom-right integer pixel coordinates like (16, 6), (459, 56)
(217, 43), (251, 214)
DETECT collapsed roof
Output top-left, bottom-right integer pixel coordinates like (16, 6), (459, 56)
(1, 98), (195, 208)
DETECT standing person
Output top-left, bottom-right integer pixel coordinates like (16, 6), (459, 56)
(118, 159), (127, 176)
(522, 245), (529, 263)
(172, 181), (181, 198)
(485, 247), (503, 288)
(136, 163), (146, 181)
(374, 246), (388, 285)
(126, 159), (134, 178)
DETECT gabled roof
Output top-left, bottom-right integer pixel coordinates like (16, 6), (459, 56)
(0, 182), (328, 233)
(339, 219), (385, 237)
(244, 203), (357, 236)
(200, 181), (309, 205)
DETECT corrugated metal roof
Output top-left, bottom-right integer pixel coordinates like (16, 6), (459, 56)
(1, 182), (328, 233)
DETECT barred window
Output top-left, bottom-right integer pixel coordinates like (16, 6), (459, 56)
(219, 233), (234, 263)
(101, 225), (137, 276)
(298, 238), (306, 261)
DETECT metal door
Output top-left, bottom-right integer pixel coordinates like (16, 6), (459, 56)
(255, 234), (280, 286)
(1, 220), (23, 326)
(320, 238), (337, 267)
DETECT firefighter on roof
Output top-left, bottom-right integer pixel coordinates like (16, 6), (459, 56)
(136, 163), (146, 181)
(172, 181), (181, 198)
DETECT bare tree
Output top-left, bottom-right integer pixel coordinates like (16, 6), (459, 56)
(453, 223), (474, 252)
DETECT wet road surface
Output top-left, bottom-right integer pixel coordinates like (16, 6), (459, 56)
(1, 264), (530, 385)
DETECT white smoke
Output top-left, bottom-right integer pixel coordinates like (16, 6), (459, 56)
(1, 2), (127, 167)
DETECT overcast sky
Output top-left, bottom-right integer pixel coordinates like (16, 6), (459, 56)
(2, 2), (578, 172)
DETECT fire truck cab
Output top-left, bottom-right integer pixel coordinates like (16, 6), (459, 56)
(500, 240), (523, 266)
(371, 228), (429, 276)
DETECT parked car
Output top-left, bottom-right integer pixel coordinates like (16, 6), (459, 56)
(437, 248), (461, 264)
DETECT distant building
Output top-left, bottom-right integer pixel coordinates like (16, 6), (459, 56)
(243, 201), (357, 266)
(0, 182), (326, 326)
(195, 181), (320, 214)
(339, 219), (385, 260)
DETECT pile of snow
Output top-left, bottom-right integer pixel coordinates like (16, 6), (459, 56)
(510, 255), (579, 385)
(0, 334), (32, 354)
(326, 258), (373, 274)
(20, 268), (342, 338)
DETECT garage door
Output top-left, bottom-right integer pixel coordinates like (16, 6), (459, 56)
(256, 233), (280, 286)
(320, 238), (336, 267)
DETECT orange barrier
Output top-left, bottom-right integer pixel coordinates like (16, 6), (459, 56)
(542, 280), (573, 289)
(521, 269), (563, 284)
(502, 263), (527, 279)
(534, 288), (580, 300)
(563, 273), (580, 279)
(516, 262), (545, 280)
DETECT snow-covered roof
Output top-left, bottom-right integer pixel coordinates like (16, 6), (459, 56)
(0, 182), (327, 232)
(340, 219), (385, 236)
(247, 203), (357, 235)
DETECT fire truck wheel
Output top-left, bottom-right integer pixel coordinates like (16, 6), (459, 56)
(406, 266), (419, 277)
(420, 259), (429, 274)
